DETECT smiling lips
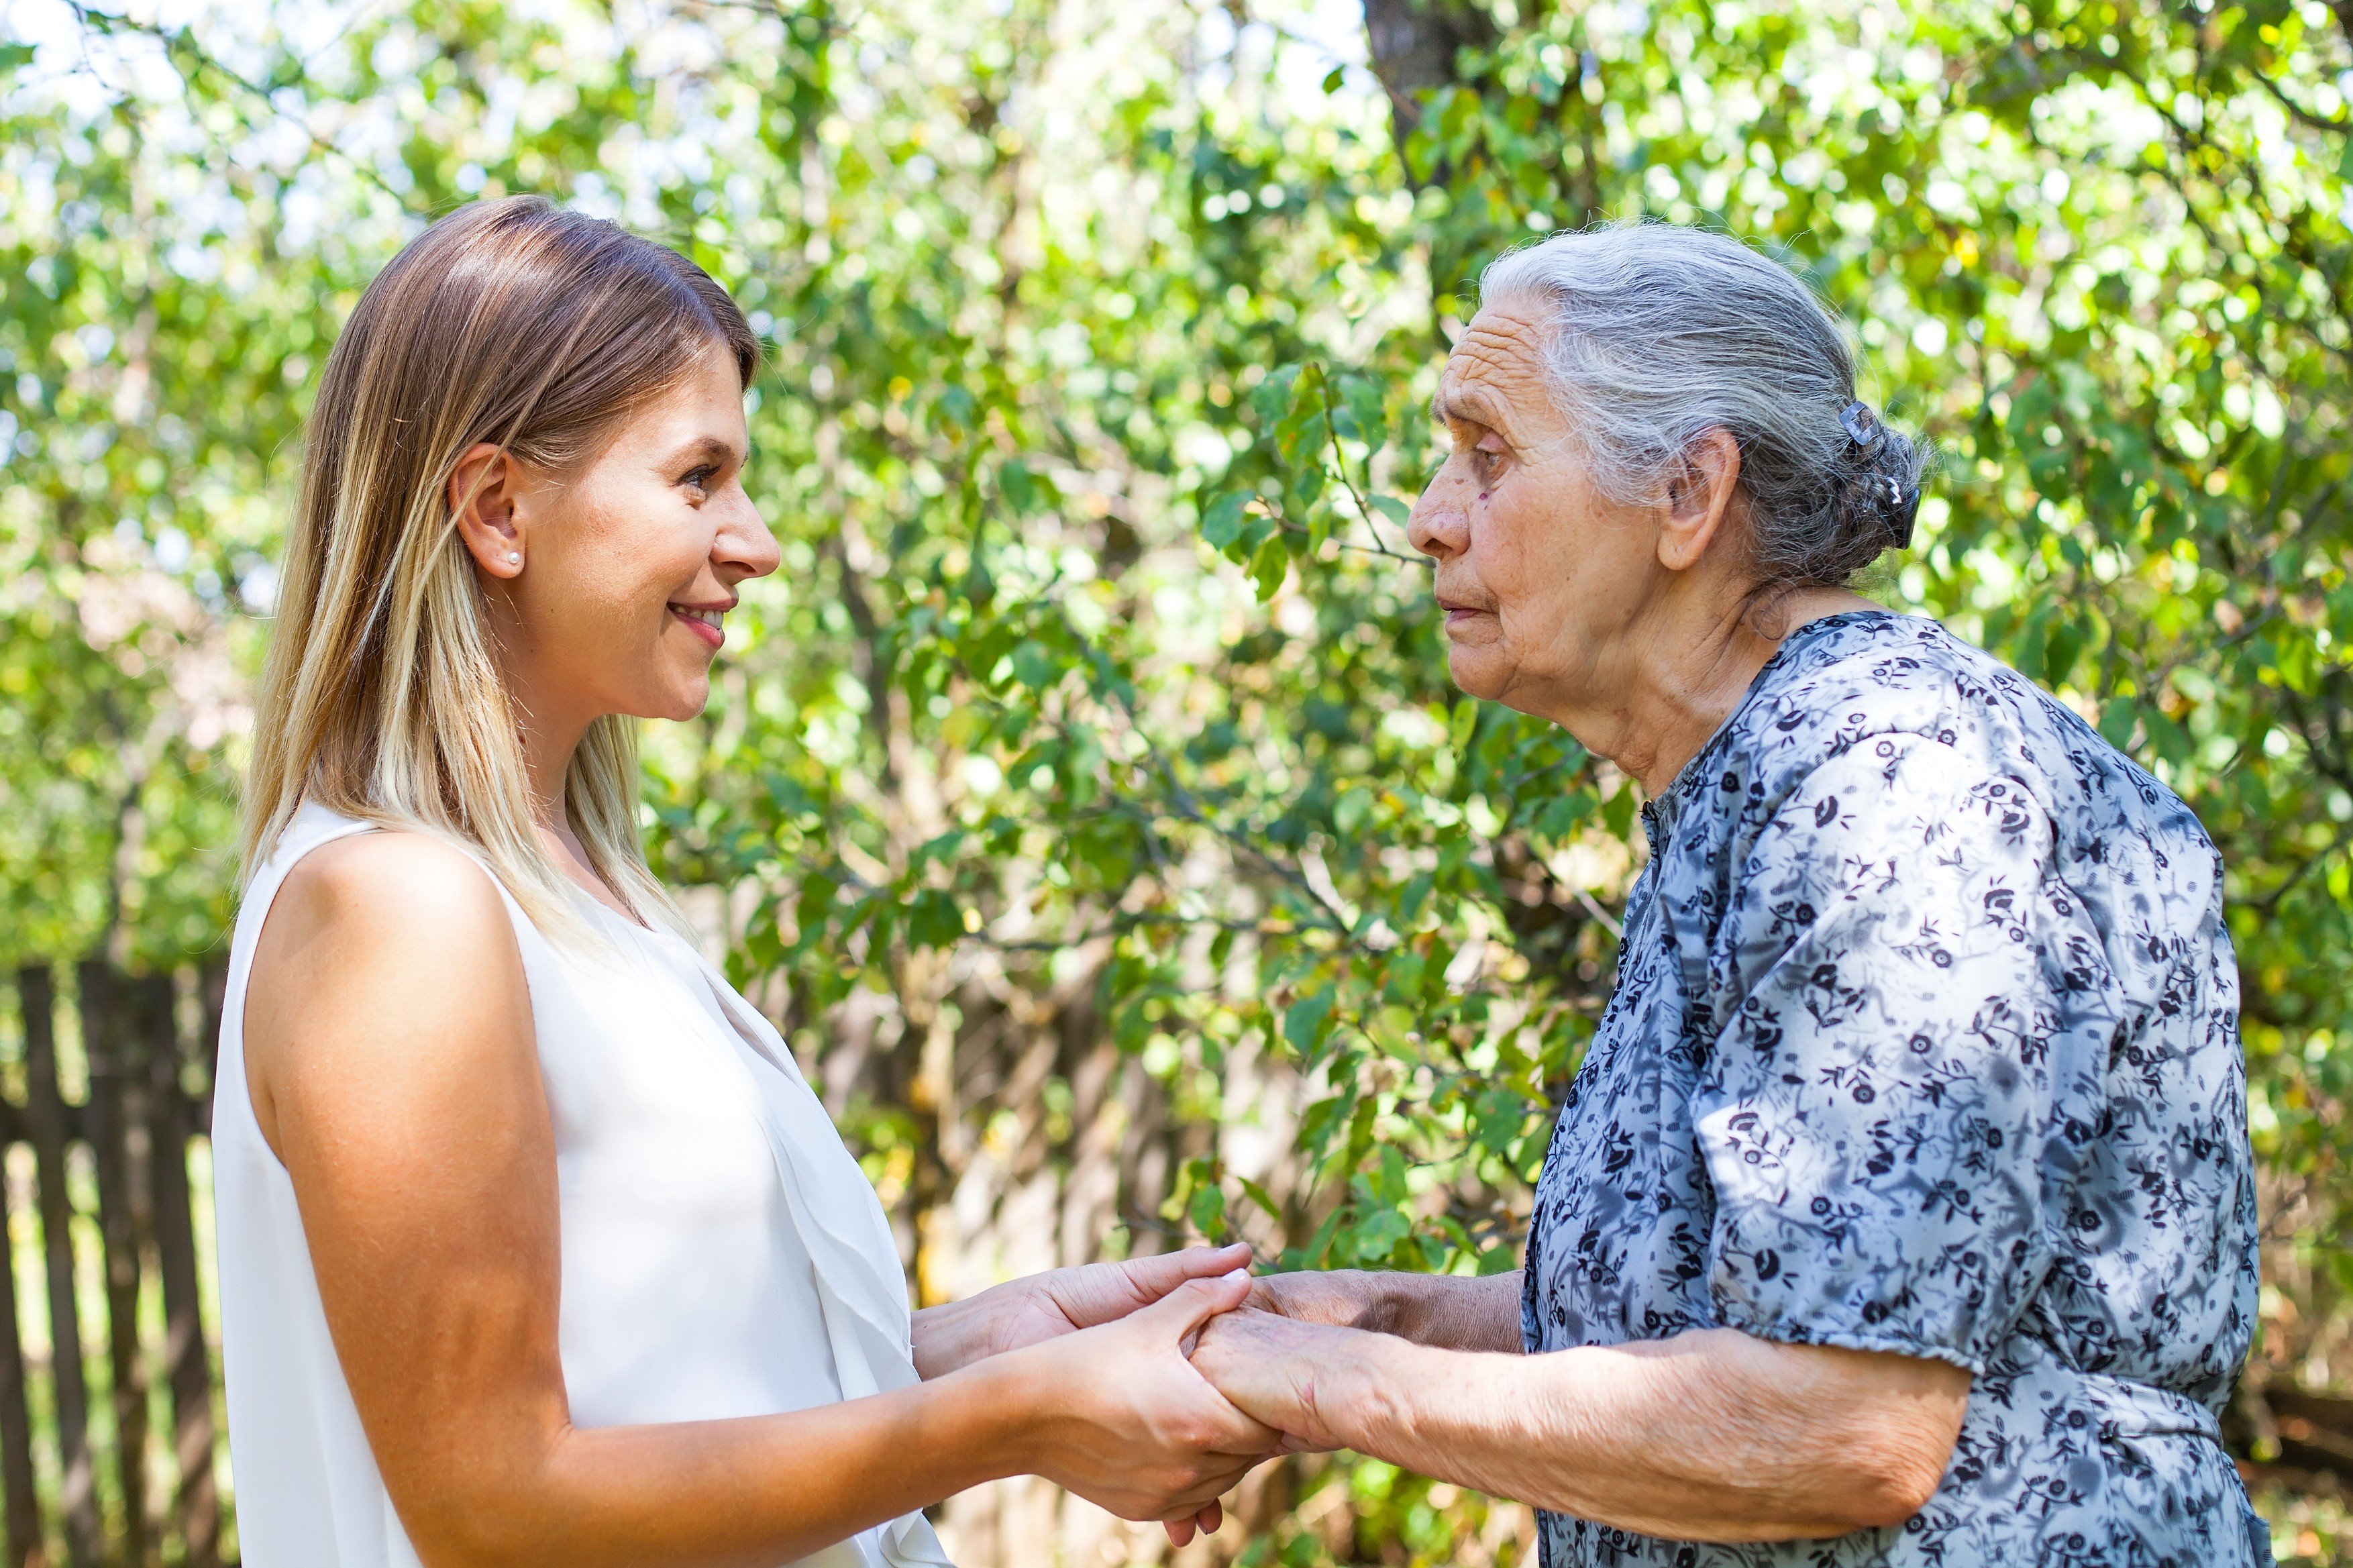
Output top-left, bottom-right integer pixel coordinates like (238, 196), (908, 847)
(670, 602), (729, 649)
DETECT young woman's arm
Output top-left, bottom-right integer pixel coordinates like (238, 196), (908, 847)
(247, 832), (1275, 1568)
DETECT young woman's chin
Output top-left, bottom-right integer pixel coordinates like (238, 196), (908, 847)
(652, 678), (713, 721)
(616, 662), (715, 723)
(641, 630), (723, 718)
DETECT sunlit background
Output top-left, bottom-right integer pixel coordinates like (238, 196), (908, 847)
(1, 0), (2349, 1561)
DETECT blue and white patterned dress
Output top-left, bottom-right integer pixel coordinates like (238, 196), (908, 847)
(1522, 609), (2263, 1567)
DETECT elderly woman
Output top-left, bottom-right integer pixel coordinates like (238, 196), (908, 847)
(1192, 224), (2263, 1566)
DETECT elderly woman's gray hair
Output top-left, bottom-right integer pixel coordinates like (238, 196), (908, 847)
(1478, 225), (1926, 591)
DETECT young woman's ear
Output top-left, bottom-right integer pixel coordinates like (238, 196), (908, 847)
(449, 443), (526, 580)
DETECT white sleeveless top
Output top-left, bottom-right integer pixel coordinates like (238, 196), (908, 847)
(213, 802), (956, 1568)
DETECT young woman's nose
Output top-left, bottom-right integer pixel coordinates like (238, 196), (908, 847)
(714, 492), (780, 582)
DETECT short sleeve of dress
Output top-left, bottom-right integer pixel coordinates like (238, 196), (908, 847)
(1692, 732), (2117, 1375)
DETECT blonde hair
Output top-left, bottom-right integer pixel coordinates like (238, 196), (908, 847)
(242, 195), (760, 937)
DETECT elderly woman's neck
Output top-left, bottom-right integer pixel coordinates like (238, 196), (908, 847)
(1580, 586), (1877, 797)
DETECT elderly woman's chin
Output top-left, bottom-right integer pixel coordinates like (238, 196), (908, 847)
(1439, 615), (1514, 700)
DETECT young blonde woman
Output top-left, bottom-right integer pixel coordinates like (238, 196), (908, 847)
(217, 196), (1274, 1568)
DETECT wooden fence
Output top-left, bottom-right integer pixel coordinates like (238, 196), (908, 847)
(0, 963), (227, 1568)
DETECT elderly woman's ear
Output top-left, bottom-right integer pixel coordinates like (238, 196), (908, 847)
(1656, 428), (1745, 574)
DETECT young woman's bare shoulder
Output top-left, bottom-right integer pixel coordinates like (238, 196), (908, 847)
(248, 832), (533, 1156)
(268, 829), (511, 956)
(252, 830), (525, 1050)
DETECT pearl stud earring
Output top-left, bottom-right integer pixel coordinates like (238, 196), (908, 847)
(506, 552), (522, 565)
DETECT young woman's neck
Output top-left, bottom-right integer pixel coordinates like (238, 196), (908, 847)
(516, 709), (587, 834)
(498, 647), (596, 849)
(484, 603), (592, 834)
(482, 605), (642, 918)
(510, 692), (641, 921)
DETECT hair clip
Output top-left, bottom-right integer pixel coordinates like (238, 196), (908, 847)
(1840, 400), (1885, 455)
(1885, 476), (1921, 550)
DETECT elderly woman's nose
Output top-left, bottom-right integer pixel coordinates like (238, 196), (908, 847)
(1408, 486), (1469, 560)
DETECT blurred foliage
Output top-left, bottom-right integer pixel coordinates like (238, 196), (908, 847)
(3, 0), (2350, 1559)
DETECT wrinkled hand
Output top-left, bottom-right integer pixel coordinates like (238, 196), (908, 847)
(1240, 1267), (1386, 1330)
(1188, 1307), (1373, 1456)
(1002, 1271), (1282, 1538)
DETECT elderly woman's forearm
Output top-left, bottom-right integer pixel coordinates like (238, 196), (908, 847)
(1313, 1327), (1968, 1541)
(1381, 1270), (1523, 1351)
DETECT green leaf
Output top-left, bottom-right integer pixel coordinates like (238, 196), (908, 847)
(1000, 458), (1055, 514)
(1601, 781), (1637, 839)
(906, 889), (965, 949)
(1345, 1204), (1411, 1264)
(1188, 1181), (1228, 1239)
(1249, 536), (1289, 600)
(1290, 1208), (1347, 1272)
(1238, 1176), (1283, 1221)
(1250, 363), (1303, 427)
(1008, 639), (1059, 689)
(2098, 696), (2140, 749)
(1202, 490), (1253, 551)
(1283, 988), (1335, 1054)
(1449, 699), (1479, 749)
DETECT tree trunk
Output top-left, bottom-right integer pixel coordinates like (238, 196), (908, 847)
(1361, 0), (1498, 150)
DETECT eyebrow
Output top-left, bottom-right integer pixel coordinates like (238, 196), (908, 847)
(666, 435), (743, 469)
(1430, 384), (1501, 430)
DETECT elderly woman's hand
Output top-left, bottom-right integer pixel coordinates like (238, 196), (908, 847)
(1188, 1308), (1363, 1454)
(1243, 1267), (1526, 1351)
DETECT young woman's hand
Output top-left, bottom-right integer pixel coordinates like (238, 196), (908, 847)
(991, 1270), (1281, 1530)
(913, 1242), (1255, 1378)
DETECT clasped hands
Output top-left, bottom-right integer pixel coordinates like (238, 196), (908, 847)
(912, 1245), (1374, 1547)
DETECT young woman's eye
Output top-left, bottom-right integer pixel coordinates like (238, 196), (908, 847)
(680, 464), (717, 494)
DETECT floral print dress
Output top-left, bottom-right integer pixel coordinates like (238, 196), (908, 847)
(1522, 611), (2262, 1567)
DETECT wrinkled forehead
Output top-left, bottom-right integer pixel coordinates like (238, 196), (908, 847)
(1432, 300), (1559, 431)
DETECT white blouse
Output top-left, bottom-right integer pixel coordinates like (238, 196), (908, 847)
(213, 801), (955, 1568)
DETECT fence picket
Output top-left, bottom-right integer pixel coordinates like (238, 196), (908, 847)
(18, 970), (97, 1568)
(0, 1092), (38, 1568)
(144, 972), (215, 1568)
(80, 965), (152, 1568)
